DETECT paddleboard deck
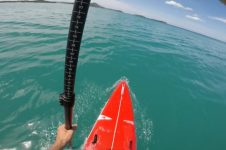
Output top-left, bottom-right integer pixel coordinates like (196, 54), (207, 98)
(83, 80), (136, 150)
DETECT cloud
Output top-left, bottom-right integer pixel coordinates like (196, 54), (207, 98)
(209, 16), (226, 24)
(165, 0), (193, 11)
(186, 14), (202, 21)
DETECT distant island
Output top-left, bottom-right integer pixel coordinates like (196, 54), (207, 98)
(90, 2), (104, 8)
(0, 0), (167, 24)
(134, 14), (167, 24)
(1, 0), (225, 43)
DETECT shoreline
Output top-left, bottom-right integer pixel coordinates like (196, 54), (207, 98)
(1, 1), (225, 43)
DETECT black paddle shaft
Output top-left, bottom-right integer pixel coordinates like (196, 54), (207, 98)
(60, 0), (91, 130)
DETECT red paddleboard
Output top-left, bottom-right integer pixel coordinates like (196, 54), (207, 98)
(83, 80), (136, 150)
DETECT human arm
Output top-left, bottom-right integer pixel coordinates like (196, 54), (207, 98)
(50, 124), (77, 150)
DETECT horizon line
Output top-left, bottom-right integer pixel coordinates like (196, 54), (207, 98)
(1, 0), (226, 43)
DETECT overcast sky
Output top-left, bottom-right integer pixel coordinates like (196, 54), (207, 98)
(91, 0), (226, 42)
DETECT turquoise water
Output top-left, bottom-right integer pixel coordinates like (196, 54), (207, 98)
(1, 2), (226, 150)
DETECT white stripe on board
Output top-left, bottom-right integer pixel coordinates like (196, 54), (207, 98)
(123, 120), (134, 125)
(111, 84), (125, 149)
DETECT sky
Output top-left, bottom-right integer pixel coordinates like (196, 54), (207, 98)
(91, 0), (226, 42)
(1, 0), (226, 42)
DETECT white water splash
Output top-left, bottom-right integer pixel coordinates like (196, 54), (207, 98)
(22, 141), (32, 149)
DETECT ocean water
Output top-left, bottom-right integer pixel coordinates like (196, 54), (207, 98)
(1, 2), (226, 150)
